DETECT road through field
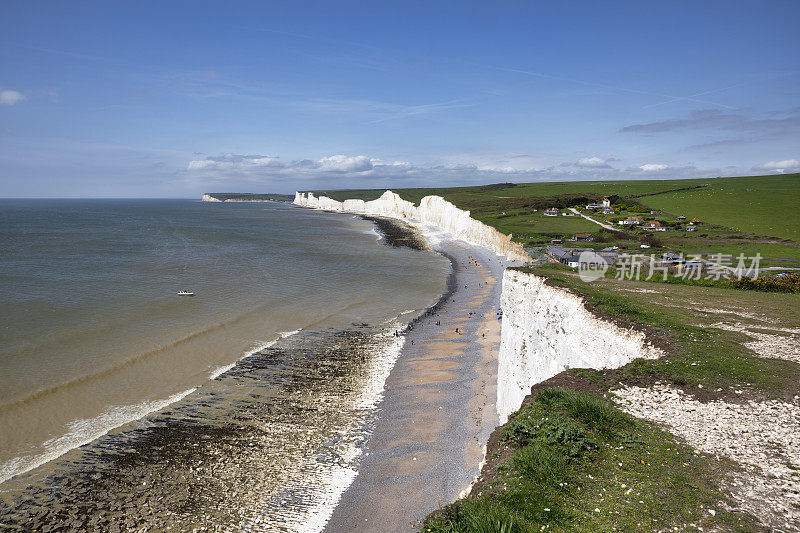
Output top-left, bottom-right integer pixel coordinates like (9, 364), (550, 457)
(568, 208), (617, 231)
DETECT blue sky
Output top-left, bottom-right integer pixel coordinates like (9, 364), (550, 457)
(1, 1), (798, 197)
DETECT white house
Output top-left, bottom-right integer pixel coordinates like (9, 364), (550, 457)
(642, 220), (667, 231)
(586, 196), (612, 210)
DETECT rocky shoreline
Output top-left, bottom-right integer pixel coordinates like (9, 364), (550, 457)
(359, 214), (430, 251)
(0, 326), (409, 531)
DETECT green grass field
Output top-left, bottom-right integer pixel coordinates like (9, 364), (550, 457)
(636, 174), (800, 241)
(474, 212), (598, 239)
(311, 173), (800, 242)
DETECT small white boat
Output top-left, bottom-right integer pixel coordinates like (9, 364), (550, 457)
(177, 291), (195, 297)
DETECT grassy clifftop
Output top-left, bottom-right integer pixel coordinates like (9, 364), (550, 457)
(424, 268), (800, 532)
(310, 173), (800, 241)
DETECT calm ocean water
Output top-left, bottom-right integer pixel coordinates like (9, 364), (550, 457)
(0, 199), (449, 505)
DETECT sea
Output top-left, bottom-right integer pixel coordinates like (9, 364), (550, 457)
(0, 199), (450, 530)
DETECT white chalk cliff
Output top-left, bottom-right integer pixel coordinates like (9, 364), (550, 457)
(293, 191), (530, 263)
(497, 269), (663, 422)
(294, 190), (663, 425)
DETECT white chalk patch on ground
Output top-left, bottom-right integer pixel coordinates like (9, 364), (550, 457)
(613, 385), (800, 531)
(616, 288), (663, 294)
(659, 301), (769, 322)
(708, 322), (800, 363)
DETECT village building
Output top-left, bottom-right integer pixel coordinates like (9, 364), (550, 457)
(546, 245), (617, 268)
(661, 252), (684, 266)
(689, 217), (702, 224)
(686, 224), (697, 232)
(642, 220), (667, 231)
(619, 216), (643, 225)
(586, 196), (612, 210)
(676, 215), (687, 221)
(543, 207), (561, 216)
(601, 206), (615, 214)
(546, 245), (580, 264)
(573, 251), (615, 269)
(571, 233), (594, 242)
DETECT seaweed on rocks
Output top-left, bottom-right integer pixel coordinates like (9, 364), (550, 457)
(360, 215), (429, 251)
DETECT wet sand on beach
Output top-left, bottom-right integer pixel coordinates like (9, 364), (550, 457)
(325, 240), (509, 532)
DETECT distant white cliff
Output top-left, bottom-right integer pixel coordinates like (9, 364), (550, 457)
(202, 193), (222, 202)
(496, 269), (663, 422)
(293, 190), (529, 262)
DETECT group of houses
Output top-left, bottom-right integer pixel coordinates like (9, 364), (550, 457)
(617, 216), (667, 231)
(541, 194), (703, 235)
(546, 245), (716, 272)
(546, 244), (619, 269)
(586, 196), (615, 214)
(617, 215), (701, 232)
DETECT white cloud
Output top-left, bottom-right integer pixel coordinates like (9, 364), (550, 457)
(753, 159), (800, 172)
(187, 159), (216, 170)
(317, 154), (373, 172)
(640, 163), (669, 172)
(187, 153), (281, 170)
(186, 153), (391, 176)
(183, 151), (746, 191)
(576, 156), (611, 168)
(0, 89), (26, 105)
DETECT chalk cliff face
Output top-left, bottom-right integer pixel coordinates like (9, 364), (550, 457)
(295, 190), (660, 426)
(496, 269), (663, 422)
(201, 194), (222, 202)
(293, 191), (529, 262)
